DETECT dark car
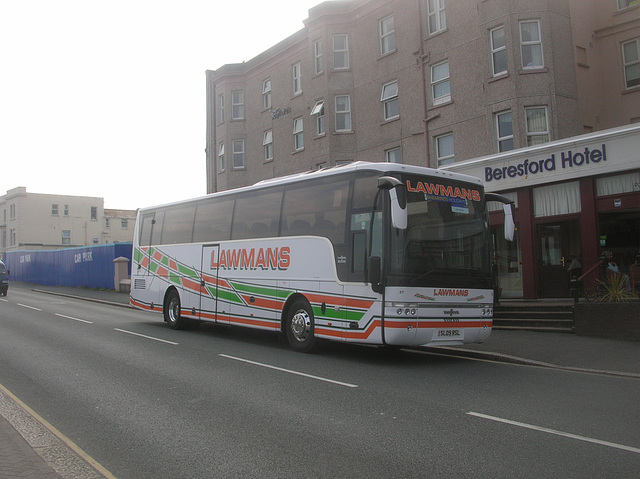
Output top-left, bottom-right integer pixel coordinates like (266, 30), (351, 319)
(0, 260), (9, 296)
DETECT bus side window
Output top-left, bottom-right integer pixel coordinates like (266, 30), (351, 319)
(162, 204), (196, 245)
(193, 196), (234, 242)
(232, 188), (283, 240)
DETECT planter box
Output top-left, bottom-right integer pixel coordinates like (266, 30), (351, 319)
(574, 302), (640, 341)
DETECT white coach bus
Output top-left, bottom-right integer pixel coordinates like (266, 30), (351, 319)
(130, 162), (514, 352)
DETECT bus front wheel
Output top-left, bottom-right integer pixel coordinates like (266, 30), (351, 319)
(285, 299), (317, 353)
(164, 290), (188, 330)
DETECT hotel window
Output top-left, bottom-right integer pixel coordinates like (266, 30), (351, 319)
(496, 111), (514, 152)
(490, 26), (507, 76)
(232, 139), (245, 169)
(431, 60), (450, 105)
(618, 0), (638, 10)
(525, 106), (550, 146)
(622, 39), (640, 89)
(231, 90), (244, 120)
(263, 130), (273, 162)
(218, 143), (225, 172)
(217, 93), (224, 123)
(121, 219), (128, 229)
(292, 62), (302, 95)
(311, 100), (325, 135)
(64, 205), (69, 216)
(52, 204), (58, 215)
(436, 133), (454, 167)
(335, 95), (352, 132)
(91, 206), (97, 220)
(313, 39), (323, 75)
(62, 230), (71, 245)
(380, 15), (395, 55)
(381, 81), (399, 121)
(427, 0), (446, 35)
(520, 20), (544, 69)
(333, 34), (349, 69)
(262, 79), (271, 110)
(385, 147), (402, 164)
(293, 118), (304, 151)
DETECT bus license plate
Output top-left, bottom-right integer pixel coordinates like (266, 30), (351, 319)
(434, 329), (463, 340)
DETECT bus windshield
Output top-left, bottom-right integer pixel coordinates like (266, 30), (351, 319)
(387, 174), (491, 289)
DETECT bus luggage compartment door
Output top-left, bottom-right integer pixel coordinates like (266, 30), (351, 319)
(201, 244), (225, 323)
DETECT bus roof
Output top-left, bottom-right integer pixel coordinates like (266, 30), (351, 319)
(138, 161), (484, 212)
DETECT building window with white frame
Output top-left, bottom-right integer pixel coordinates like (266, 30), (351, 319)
(333, 34), (349, 69)
(293, 117), (304, 151)
(91, 206), (97, 220)
(525, 106), (550, 146)
(618, 0), (638, 10)
(490, 26), (507, 76)
(520, 20), (544, 69)
(385, 147), (402, 163)
(231, 90), (244, 120)
(52, 204), (58, 216)
(311, 100), (325, 136)
(436, 133), (454, 167)
(427, 0), (446, 35)
(380, 15), (395, 55)
(217, 93), (224, 123)
(218, 143), (225, 172)
(263, 130), (273, 161)
(495, 111), (514, 152)
(64, 205), (69, 216)
(262, 79), (271, 110)
(622, 39), (640, 89)
(292, 62), (302, 95)
(431, 60), (450, 105)
(381, 81), (399, 121)
(335, 95), (352, 132)
(62, 230), (71, 245)
(232, 139), (245, 169)
(313, 39), (323, 75)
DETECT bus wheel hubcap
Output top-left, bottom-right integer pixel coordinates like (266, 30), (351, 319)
(291, 310), (310, 342)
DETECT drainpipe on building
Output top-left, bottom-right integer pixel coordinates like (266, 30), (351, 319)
(205, 70), (217, 194)
(416, 0), (431, 167)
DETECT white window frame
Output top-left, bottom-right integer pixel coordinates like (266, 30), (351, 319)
(335, 95), (352, 132)
(333, 34), (349, 69)
(218, 142), (225, 172)
(231, 90), (244, 120)
(293, 117), (304, 151)
(520, 20), (544, 69)
(380, 15), (395, 56)
(525, 106), (550, 146)
(381, 81), (399, 121)
(217, 93), (224, 123)
(262, 79), (271, 110)
(490, 25), (507, 76)
(292, 62), (302, 95)
(62, 230), (71, 245)
(263, 130), (273, 162)
(385, 147), (402, 164)
(622, 39), (640, 90)
(618, 0), (638, 10)
(52, 204), (58, 216)
(436, 133), (454, 167)
(495, 111), (514, 152)
(64, 205), (69, 216)
(427, 0), (446, 35)
(431, 60), (451, 105)
(313, 39), (323, 75)
(232, 139), (245, 169)
(311, 100), (325, 136)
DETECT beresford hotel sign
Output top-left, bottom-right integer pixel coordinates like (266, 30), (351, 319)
(442, 124), (640, 192)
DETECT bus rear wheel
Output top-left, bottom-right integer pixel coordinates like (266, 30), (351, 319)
(164, 290), (188, 330)
(286, 299), (316, 353)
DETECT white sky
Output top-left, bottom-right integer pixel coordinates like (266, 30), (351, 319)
(0, 0), (324, 210)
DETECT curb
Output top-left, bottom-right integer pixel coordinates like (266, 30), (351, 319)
(31, 289), (133, 309)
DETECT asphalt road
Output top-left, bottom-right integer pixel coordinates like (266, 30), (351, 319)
(1, 287), (638, 478)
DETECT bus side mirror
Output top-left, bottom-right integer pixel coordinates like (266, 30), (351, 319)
(378, 176), (407, 230)
(368, 256), (382, 293)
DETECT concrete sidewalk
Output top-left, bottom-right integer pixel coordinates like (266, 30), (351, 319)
(1, 282), (638, 478)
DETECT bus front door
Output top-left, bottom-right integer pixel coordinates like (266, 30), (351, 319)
(200, 244), (227, 324)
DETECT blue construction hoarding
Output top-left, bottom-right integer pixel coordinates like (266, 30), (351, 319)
(2, 243), (132, 290)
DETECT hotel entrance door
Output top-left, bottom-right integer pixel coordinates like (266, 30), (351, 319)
(537, 220), (581, 298)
